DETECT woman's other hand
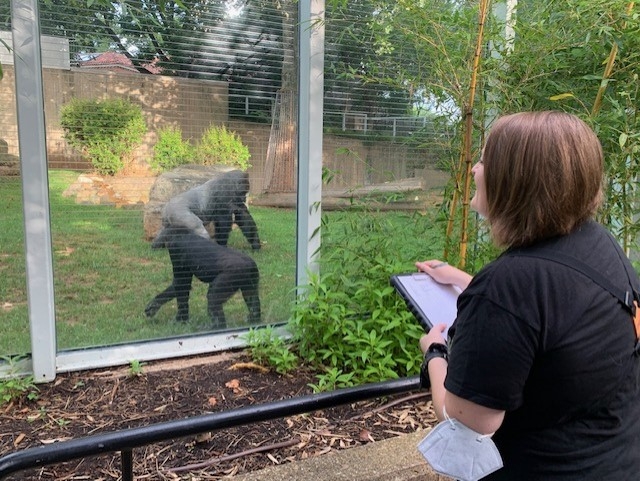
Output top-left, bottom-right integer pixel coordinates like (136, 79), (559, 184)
(420, 323), (448, 354)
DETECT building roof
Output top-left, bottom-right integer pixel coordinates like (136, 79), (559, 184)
(78, 52), (162, 74)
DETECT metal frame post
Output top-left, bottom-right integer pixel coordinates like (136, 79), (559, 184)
(296, 0), (325, 288)
(12, 0), (57, 382)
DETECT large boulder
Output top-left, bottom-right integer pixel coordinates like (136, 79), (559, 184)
(143, 164), (237, 240)
(0, 139), (20, 176)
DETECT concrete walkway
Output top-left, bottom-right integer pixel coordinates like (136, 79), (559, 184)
(233, 429), (448, 481)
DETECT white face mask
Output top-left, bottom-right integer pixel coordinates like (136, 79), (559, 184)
(417, 414), (503, 481)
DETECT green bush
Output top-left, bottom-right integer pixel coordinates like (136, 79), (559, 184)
(195, 125), (251, 170)
(150, 126), (194, 173)
(245, 208), (444, 391)
(290, 271), (425, 390)
(289, 209), (430, 388)
(60, 98), (147, 175)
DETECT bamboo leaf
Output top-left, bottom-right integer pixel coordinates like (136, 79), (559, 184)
(549, 93), (575, 101)
(619, 132), (628, 149)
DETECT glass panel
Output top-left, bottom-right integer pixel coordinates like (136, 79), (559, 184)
(320, 1), (453, 264)
(3, 1), (299, 352)
(298, 1), (455, 384)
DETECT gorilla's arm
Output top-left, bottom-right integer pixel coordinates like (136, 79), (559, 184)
(232, 203), (261, 250)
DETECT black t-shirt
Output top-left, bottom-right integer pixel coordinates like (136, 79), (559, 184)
(445, 221), (640, 480)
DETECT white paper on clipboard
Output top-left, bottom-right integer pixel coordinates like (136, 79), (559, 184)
(390, 272), (460, 335)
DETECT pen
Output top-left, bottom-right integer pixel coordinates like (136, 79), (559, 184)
(432, 262), (448, 269)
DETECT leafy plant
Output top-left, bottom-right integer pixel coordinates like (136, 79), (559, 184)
(308, 367), (356, 392)
(286, 208), (441, 390)
(150, 126), (195, 173)
(195, 125), (251, 170)
(0, 356), (39, 405)
(482, 0), (640, 254)
(60, 98), (147, 175)
(128, 359), (146, 378)
(244, 326), (298, 374)
(28, 406), (48, 423)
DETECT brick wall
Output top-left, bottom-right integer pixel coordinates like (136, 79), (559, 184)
(2, 66), (436, 193)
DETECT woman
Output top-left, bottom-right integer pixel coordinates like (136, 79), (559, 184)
(417, 111), (640, 480)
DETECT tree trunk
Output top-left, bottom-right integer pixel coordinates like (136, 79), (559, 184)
(262, 0), (298, 193)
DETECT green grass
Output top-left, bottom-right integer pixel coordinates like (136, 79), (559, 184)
(0, 171), (445, 356)
(0, 177), (29, 354)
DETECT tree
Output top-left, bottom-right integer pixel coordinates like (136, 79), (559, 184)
(328, 0), (640, 264)
(323, 0), (418, 128)
(4, 0), (286, 113)
(262, 0), (297, 192)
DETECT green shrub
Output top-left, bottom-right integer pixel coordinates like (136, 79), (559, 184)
(245, 208), (443, 391)
(150, 126), (194, 173)
(244, 326), (299, 374)
(290, 271), (425, 390)
(195, 125), (251, 170)
(60, 98), (147, 175)
(0, 356), (39, 405)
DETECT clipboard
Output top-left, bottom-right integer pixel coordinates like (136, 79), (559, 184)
(390, 272), (460, 334)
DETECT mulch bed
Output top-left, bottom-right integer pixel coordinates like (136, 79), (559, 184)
(0, 350), (435, 480)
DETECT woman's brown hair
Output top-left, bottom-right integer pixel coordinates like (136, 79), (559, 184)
(483, 111), (604, 248)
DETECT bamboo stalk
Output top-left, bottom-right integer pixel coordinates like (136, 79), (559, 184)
(591, 2), (634, 254)
(443, 148), (465, 259)
(591, 44), (618, 118)
(456, 0), (491, 269)
(591, 2), (634, 118)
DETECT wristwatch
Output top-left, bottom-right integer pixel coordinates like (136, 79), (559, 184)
(419, 343), (449, 390)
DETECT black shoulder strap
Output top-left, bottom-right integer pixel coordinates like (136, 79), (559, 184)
(507, 248), (637, 315)
(509, 244), (640, 356)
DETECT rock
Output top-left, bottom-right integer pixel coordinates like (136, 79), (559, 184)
(0, 139), (20, 176)
(143, 164), (237, 240)
(63, 174), (156, 207)
(0, 149), (20, 177)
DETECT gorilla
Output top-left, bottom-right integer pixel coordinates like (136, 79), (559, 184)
(145, 227), (261, 328)
(158, 169), (261, 250)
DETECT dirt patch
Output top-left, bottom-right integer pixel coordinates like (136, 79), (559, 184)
(0, 351), (435, 480)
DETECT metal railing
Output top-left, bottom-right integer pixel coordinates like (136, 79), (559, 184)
(326, 111), (433, 137)
(228, 94), (438, 139)
(0, 376), (422, 480)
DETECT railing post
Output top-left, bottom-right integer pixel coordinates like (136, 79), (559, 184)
(121, 448), (133, 481)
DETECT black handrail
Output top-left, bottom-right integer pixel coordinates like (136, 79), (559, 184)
(0, 375), (422, 480)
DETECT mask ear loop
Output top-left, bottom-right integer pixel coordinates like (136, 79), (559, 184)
(442, 405), (495, 441)
(442, 405), (455, 426)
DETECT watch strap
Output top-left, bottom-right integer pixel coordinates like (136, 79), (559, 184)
(419, 343), (449, 389)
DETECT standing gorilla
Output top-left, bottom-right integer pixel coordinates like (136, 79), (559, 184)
(158, 170), (261, 250)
